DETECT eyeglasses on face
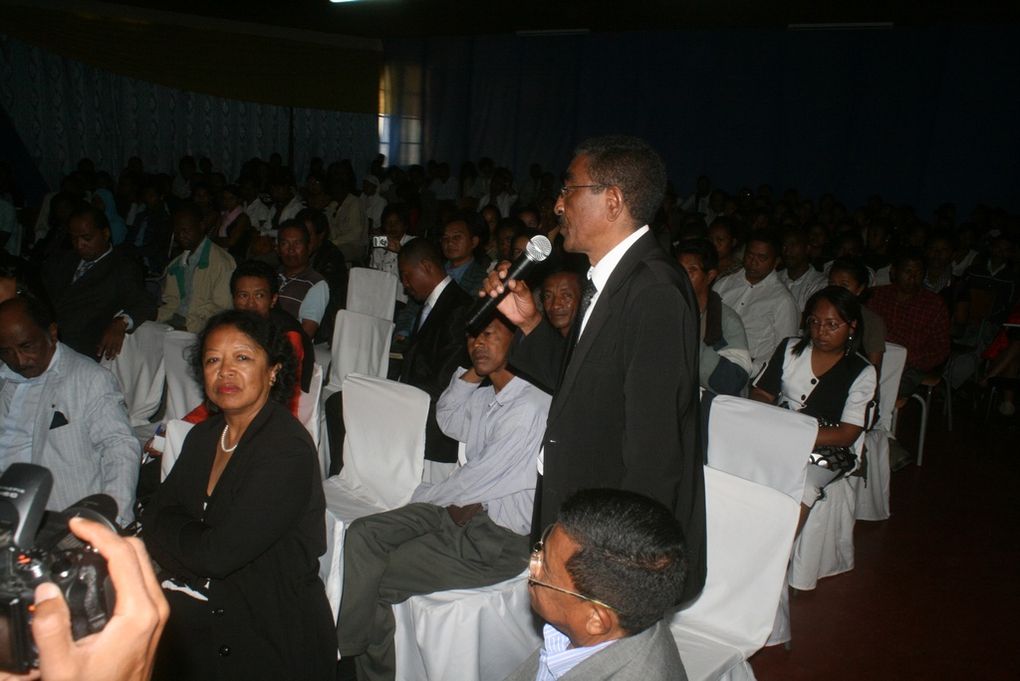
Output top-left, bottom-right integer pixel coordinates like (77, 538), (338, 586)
(806, 316), (848, 332)
(558, 184), (607, 197)
(528, 525), (622, 613)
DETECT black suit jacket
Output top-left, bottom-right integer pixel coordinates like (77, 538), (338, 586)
(400, 279), (473, 463)
(41, 248), (156, 359)
(143, 401), (336, 678)
(512, 230), (706, 602)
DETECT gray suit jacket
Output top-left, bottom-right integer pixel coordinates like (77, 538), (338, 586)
(502, 621), (687, 681)
(0, 343), (139, 524)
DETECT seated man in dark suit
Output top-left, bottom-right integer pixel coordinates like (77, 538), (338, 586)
(323, 238), (471, 476)
(41, 204), (155, 360)
(397, 238), (474, 475)
(503, 488), (688, 681)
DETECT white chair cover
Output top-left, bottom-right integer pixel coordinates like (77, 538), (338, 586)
(855, 342), (907, 521)
(346, 267), (399, 321)
(160, 419), (195, 481)
(337, 374), (427, 508)
(163, 331), (203, 421)
(789, 477), (857, 591)
(313, 342), (332, 377)
(101, 321), (171, 427)
(669, 467), (800, 659)
(855, 429), (892, 521)
(325, 310), (394, 399)
(318, 375), (429, 620)
(876, 342), (908, 432)
(295, 360), (326, 479)
(392, 573), (542, 681)
(707, 395), (818, 502)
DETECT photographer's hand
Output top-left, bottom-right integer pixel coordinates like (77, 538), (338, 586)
(3, 518), (170, 681)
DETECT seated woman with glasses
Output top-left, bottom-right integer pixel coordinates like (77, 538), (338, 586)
(751, 286), (878, 524)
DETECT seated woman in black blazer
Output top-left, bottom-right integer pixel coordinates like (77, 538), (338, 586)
(751, 286), (878, 529)
(144, 310), (335, 680)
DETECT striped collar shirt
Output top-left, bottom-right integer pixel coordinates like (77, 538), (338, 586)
(535, 624), (615, 681)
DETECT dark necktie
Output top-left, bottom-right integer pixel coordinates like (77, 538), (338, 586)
(577, 277), (598, 322)
(561, 278), (598, 376)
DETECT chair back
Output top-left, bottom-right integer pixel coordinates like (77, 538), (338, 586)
(101, 321), (170, 426)
(346, 267), (399, 321)
(669, 467), (800, 657)
(707, 395), (818, 502)
(876, 343), (908, 431)
(297, 363), (324, 450)
(327, 310), (394, 393)
(336, 374), (428, 509)
(163, 330), (203, 421)
(161, 418), (195, 481)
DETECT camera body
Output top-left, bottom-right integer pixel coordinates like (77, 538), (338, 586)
(0, 464), (118, 672)
(372, 235), (389, 248)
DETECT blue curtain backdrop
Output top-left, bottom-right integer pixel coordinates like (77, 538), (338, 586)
(0, 35), (377, 191)
(399, 25), (1020, 215)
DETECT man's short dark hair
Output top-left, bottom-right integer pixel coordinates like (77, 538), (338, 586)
(558, 489), (687, 635)
(398, 236), (444, 269)
(296, 208), (329, 237)
(676, 238), (719, 272)
(575, 135), (666, 228)
(230, 260), (280, 296)
(746, 229), (781, 257)
(172, 201), (204, 225)
(68, 203), (109, 234)
(278, 218), (311, 244)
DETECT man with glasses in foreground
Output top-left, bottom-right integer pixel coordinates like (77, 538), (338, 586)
(504, 488), (688, 681)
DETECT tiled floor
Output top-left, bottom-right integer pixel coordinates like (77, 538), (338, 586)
(751, 397), (1020, 680)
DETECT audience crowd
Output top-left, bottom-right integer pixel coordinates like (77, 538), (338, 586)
(0, 142), (1018, 680)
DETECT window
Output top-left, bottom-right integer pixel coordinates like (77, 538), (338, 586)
(378, 62), (422, 166)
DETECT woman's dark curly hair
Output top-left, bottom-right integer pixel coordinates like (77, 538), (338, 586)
(189, 309), (297, 408)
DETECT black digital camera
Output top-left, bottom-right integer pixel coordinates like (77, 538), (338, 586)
(0, 463), (119, 672)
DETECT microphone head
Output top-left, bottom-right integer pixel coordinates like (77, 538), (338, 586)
(525, 235), (553, 262)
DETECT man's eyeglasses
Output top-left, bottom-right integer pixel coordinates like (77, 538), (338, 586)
(528, 525), (621, 613)
(806, 316), (847, 332)
(558, 184), (607, 197)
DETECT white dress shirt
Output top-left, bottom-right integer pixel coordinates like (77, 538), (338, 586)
(414, 368), (551, 535)
(418, 276), (453, 330)
(714, 268), (800, 375)
(777, 266), (827, 312)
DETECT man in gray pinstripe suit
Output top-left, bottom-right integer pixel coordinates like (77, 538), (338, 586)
(0, 295), (139, 525)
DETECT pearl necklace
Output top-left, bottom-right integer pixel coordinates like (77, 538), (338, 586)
(220, 425), (239, 453)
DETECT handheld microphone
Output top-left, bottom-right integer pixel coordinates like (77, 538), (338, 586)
(466, 235), (552, 335)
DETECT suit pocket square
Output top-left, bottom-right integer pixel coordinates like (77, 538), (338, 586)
(49, 411), (69, 429)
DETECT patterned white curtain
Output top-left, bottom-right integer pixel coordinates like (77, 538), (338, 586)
(0, 35), (377, 187)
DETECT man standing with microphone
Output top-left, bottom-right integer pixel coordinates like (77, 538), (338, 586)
(481, 135), (706, 602)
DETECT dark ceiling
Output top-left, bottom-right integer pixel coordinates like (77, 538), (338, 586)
(109, 0), (1020, 39)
